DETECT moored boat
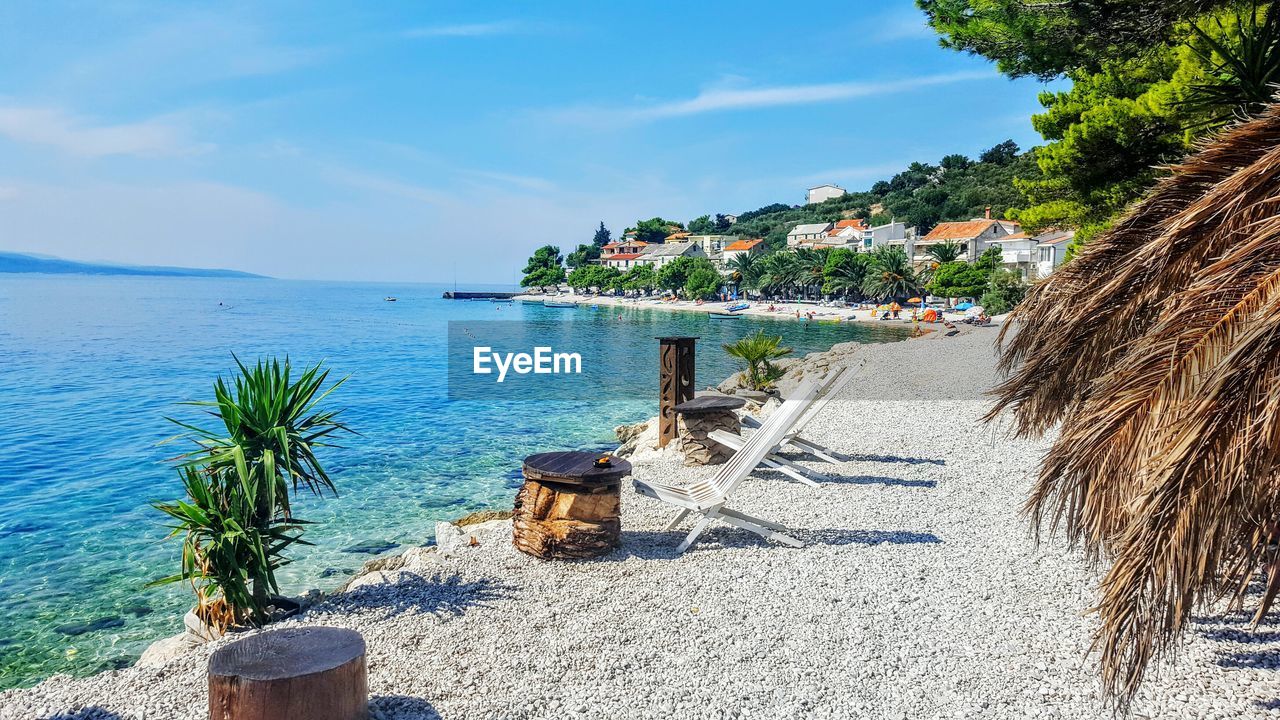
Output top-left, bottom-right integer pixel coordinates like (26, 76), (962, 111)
(544, 301), (578, 308)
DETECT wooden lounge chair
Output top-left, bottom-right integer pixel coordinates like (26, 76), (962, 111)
(707, 363), (862, 486)
(633, 380), (820, 553)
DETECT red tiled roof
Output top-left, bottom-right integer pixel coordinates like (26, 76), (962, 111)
(725, 238), (763, 252)
(922, 220), (996, 242)
(605, 253), (644, 261)
(833, 219), (867, 230)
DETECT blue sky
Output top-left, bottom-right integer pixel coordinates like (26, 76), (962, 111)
(0, 1), (1061, 283)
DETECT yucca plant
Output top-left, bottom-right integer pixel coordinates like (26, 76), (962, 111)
(724, 330), (792, 391)
(149, 466), (310, 630)
(156, 356), (350, 626)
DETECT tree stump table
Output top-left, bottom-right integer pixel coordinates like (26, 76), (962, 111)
(208, 626), (367, 720)
(675, 395), (746, 466)
(513, 451), (631, 559)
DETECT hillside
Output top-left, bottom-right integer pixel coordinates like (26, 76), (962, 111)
(726, 140), (1037, 249)
(0, 252), (265, 278)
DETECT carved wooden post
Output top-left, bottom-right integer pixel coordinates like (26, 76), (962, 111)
(657, 336), (697, 448)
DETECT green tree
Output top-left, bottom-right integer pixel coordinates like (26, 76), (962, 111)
(822, 247), (870, 297)
(657, 256), (718, 293)
(629, 217), (685, 244)
(980, 268), (1029, 314)
(927, 261), (989, 299)
(620, 264), (658, 294)
(714, 213), (733, 232)
(862, 246), (920, 300)
(727, 253), (763, 296)
(684, 266), (722, 300)
(592, 221), (611, 247)
(520, 245), (565, 289)
(565, 243), (601, 269)
(688, 215), (715, 233)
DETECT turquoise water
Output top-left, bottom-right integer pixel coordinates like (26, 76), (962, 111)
(0, 276), (908, 689)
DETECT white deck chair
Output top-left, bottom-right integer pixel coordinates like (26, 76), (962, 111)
(709, 362), (862, 485)
(633, 380), (820, 553)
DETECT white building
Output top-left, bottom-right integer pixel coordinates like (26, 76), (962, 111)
(1033, 230), (1073, 277)
(806, 184), (846, 205)
(787, 222), (834, 247)
(857, 221), (915, 255)
(636, 241), (706, 269)
(685, 235), (739, 256)
(722, 214), (739, 225)
(721, 238), (764, 264)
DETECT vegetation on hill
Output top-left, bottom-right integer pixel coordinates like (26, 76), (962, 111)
(721, 141), (1037, 251)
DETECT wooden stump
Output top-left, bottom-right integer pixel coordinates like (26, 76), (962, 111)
(208, 626), (367, 720)
(512, 478), (621, 559)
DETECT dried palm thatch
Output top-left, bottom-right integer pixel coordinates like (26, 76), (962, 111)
(989, 102), (1280, 706)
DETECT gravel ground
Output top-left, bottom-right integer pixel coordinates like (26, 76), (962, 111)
(5, 327), (1280, 719)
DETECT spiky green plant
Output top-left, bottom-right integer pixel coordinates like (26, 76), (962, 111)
(156, 356), (350, 625)
(724, 330), (793, 391)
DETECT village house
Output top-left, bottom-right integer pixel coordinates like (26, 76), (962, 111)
(916, 211), (1021, 263)
(858, 221), (916, 256)
(786, 222), (835, 247)
(806, 184), (846, 205)
(599, 239), (650, 270)
(721, 238), (764, 264)
(636, 241), (706, 269)
(823, 219), (868, 246)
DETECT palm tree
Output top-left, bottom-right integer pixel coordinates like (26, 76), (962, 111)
(793, 247), (828, 299)
(760, 252), (803, 299)
(925, 241), (962, 263)
(723, 330), (793, 390)
(987, 103), (1280, 706)
(727, 253), (761, 297)
(861, 246), (919, 300)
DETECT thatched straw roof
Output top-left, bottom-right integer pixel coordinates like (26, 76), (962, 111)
(989, 102), (1280, 705)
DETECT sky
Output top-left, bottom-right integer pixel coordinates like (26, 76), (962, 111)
(0, 1), (1063, 283)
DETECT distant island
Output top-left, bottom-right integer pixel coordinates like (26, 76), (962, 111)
(0, 251), (265, 278)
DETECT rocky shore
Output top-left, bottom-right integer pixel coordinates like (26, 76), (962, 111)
(4, 327), (1280, 719)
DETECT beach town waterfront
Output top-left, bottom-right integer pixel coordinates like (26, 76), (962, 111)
(0, 274), (907, 691)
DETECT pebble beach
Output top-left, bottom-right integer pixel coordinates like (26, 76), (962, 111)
(4, 328), (1279, 719)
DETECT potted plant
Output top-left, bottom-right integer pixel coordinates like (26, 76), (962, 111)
(151, 357), (350, 638)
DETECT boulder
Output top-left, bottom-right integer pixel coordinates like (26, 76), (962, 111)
(137, 632), (200, 668)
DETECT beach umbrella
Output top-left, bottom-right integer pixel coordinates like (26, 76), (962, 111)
(986, 102), (1280, 707)
(907, 297), (922, 304)
(954, 302), (973, 311)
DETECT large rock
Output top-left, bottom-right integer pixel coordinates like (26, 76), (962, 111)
(136, 632), (201, 668)
(434, 519), (512, 557)
(614, 417), (659, 457)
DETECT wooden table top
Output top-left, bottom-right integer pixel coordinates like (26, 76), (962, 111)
(674, 395), (747, 415)
(522, 451), (632, 486)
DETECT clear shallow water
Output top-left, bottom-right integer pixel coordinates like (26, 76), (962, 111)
(0, 275), (908, 689)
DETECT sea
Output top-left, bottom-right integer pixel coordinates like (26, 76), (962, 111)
(0, 275), (910, 689)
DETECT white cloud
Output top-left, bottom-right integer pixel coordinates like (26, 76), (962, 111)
(0, 106), (211, 158)
(403, 21), (529, 38)
(875, 12), (936, 42)
(550, 71), (993, 125)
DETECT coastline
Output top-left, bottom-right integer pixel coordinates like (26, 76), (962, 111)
(6, 327), (1275, 719)
(515, 293), (981, 327)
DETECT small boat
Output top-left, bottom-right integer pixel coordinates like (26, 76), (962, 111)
(544, 301), (578, 308)
(384, 296), (398, 302)
(489, 298), (514, 304)
(709, 312), (744, 320)
(518, 298), (543, 305)
(724, 303), (749, 313)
